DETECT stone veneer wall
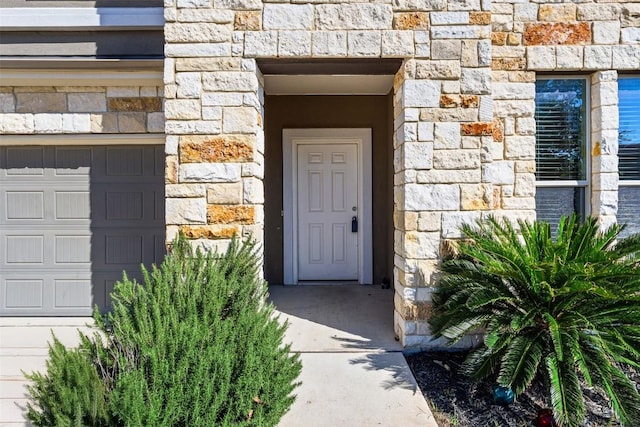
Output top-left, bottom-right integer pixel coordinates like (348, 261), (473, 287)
(163, 0), (506, 348)
(0, 86), (164, 134)
(492, 1), (640, 232)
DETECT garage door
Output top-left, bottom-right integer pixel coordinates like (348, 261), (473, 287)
(0, 145), (165, 316)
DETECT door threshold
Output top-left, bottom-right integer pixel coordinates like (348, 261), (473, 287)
(296, 281), (360, 286)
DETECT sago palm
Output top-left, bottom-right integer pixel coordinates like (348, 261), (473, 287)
(429, 215), (640, 427)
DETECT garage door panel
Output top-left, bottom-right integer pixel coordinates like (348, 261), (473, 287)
(4, 147), (45, 175)
(54, 147), (92, 175)
(4, 279), (44, 309)
(6, 191), (45, 219)
(1, 145), (165, 316)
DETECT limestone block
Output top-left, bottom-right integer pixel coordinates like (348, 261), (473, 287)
(404, 142), (433, 169)
(179, 163), (241, 183)
(447, 0), (480, 12)
(201, 93), (243, 107)
(621, 27), (640, 44)
(538, 4), (576, 22)
(165, 23), (231, 43)
(215, 0), (262, 11)
(430, 12), (469, 25)
(278, 31), (312, 57)
(419, 108), (478, 123)
(177, 0), (208, 8)
(478, 40), (491, 67)
(461, 183), (495, 210)
(61, 114), (90, 133)
(460, 68), (491, 95)
(404, 231), (440, 260)
(315, 4), (393, 30)
(166, 184), (206, 198)
(492, 82), (535, 100)
(0, 93), (15, 113)
(417, 122), (434, 142)
(404, 183), (460, 211)
(67, 93), (106, 113)
(576, 4), (621, 22)
(165, 99), (200, 120)
(622, 4), (640, 28)
(207, 182), (243, 204)
(592, 173), (618, 192)
(207, 204), (255, 225)
(244, 30), (278, 57)
(33, 114), (62, 133)
(391, 0), (446, 12)
(347, 31), (382, 57)
(502, 197), (535, 210)
(243, 177), (264, 204)
(90, 113), (117, 133)
(166, 198), (207, 225)
(16, 93), (66, 113)
(403, 80), (440, 108)
(176, 57), (241, 72)
(441, 211), (480, 238)
(180, 134), (254, 163)
(524, 23), (591, 46)
(431, 26), (484, 40)
(222, 106), (257, 133)
(176, 73), (202, 99)
(461, 40), (479, 68)
(234, 11), (261, 31)
(434, 122), (461, 149)
(178, 9), (235, 24)
(555, 46), (584, 71)
(179, 224), (241, 240)
(417, 212), (441, 232)
(202, 71), (258, 92)
(584, 46), (613, 70)
(108, 97), (162, 112)
(382, 31), (415, 57)
(482, 161), (515, 185)
(415, 60), (461, 80)
(165, 43), (231, 58)
(202, 107), (222, 120)
(241, 162), (264, 179)
(592, 155), (618, 175)
(433, 149), (480, 170)
(312, 31), (347, 56)
(515, 117), (536, 136)
(514, 174), (535, 197)
(431, 40), (461, 60)
(592, 191), (618, 216)
(505, 135), (535, 161)
(527, 46), (557, 71)
(116, 113), (146, 133)
(470, 12), (490, 26)
(479, 96), (493, 122)
(612, 45), (640, 70)
(393, 12), (428, 30)
(514, 4), (538, 23)
(263, 4), (313, 30)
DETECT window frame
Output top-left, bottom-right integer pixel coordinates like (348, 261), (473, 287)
(534, 75), (591, 219)
(618, 75), (640, 188)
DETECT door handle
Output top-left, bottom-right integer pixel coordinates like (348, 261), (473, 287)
(352, 216), (358, 233)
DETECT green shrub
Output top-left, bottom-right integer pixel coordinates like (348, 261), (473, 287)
(429, 215), (640, 427)
(26, 237), (301, 427)
(25, 335), (112, 427)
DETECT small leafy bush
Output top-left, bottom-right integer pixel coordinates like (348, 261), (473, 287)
(429, 215), (640, 427)
(26, 237), (301, 427)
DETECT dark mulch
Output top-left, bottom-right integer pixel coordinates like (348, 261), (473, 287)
(406, 351), (640, 427)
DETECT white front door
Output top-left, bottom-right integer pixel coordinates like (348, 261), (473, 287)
(297, 143), (358, 280)
(283, 128), (372, 285)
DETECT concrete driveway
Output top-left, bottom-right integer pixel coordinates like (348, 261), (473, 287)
(268, 284), (437, 427)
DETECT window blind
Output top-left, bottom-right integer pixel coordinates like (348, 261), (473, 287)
(618, 77), (640, 181)
(535, 79), (587, 181)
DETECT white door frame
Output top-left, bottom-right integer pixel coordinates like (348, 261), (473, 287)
(283, 128), (372, 285)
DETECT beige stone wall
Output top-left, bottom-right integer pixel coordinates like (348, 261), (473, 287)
(0, 86), (164, 134)
(492, 1), (639, 231)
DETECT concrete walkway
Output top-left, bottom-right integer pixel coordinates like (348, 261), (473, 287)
(0, 285), (437, 427)
(269, 285), (437, 427)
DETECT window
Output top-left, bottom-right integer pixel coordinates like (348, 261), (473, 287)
(618, 77), (640, 238)
(535, 78), (589, 235)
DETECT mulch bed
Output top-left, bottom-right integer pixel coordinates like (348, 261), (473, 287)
(406, 351), (640, 427)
